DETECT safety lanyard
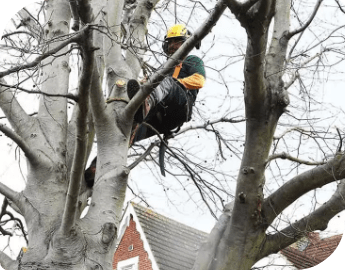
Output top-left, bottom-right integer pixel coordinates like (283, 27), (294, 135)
(172, 62), (183, 79)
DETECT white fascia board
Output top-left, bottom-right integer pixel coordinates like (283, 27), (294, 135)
(116, 202), (160, 270)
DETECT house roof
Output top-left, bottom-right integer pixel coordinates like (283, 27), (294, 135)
(117, 203), (343, 270)
(133, 203), (208, 270)
(280, 232), (342, 269)
(117, 202), (208, 270)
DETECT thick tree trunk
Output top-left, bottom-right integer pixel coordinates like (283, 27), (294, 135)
(193, 1), (287, 269)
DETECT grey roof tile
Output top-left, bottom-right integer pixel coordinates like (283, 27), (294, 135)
(132, 203), (209, 270)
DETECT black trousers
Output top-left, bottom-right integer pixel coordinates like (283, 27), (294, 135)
(133, 77), (196, 143)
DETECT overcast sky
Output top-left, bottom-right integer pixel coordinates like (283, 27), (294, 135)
(0, 0), (345, 266)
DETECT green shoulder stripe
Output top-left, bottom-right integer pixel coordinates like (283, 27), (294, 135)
(185, 55), (206, 78)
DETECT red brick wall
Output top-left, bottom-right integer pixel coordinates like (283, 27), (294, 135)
(113, 215), (153, 270)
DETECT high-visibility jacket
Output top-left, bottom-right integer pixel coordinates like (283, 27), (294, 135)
(132, 55), (206, 142)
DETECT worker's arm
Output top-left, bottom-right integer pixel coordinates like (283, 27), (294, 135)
(178, 73), (205, 90)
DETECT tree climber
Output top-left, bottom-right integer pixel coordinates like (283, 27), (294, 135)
(128, 23), (206, 144)
(84, 24), (206, 185)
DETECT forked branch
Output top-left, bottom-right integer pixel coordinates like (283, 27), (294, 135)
(260, 180), (345, 259)
(286, 0), (323, 39)
(226, 0), (261, 22)
(263, 153), (345, 225)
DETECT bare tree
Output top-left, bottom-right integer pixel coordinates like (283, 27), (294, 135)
(193, 0), (345, 269)
(0, 0), (344, 270)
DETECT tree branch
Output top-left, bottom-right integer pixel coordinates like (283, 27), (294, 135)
(264, 0), (291, 115)
(286, 0), (323, 39)
(2, 30), (37, 40)
(273, 127), (328, 140)
(226, 0), (271, 32)
(177, 117), (245, 135)
(0, 251), (18, 270)
(67, 106), (95, 176)
(259, 180), (345, 259)
(88, 14), (116, 127)
(0, 124), (38, 164)
(0, 82), (78, 102)
(0, 30), (84, 78)
(88, 59), (109, 127)
(266, 152), (326, 166)
(125, 0), (160, 79)
(285, 52), (325, 89)
(263, 153), (345, 225)
(103, 0), (126, 67)
(288, 24), (344, 62)
(0, 78), (32, 136)
(226, 0), (261, 25)
(69, 0), (80, 31)
(5, 198), (22, 216)
(236, 0), (275, 117)
(0, 183), (20, 205)
(127, 141), (159, 170)
(60, 28), (94, 235)
(335, 0), (345, 14)
(336, 127), (343, 152)
(0, 198), (28, 244)
(17, 7), (44, 40)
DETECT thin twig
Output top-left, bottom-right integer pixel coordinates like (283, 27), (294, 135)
(0, 82), (78, 102)
(336, 127), (343, 152)
(266, 152), (326, 166)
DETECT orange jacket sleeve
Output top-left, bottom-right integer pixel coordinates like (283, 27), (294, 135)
(178, 73), (205, 90)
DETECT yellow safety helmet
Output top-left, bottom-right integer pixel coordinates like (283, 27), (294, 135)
(162, 24), (200, 54)
(166, 24), (190, 39)
(163, 24), (190, 54)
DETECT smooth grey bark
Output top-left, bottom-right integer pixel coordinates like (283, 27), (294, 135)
(192, 0), (343, 269)
(193, 1), (278, 269)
